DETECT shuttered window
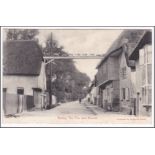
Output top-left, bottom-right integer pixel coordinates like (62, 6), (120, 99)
(122, 88), (125, 100)
(121, 88), (130, 102)
(125, 88), (130, 101)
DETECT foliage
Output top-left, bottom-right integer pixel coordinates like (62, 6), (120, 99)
(5, 29), (90, 103)
(6, 29), (39, 41)
(43, 33), (90, 102)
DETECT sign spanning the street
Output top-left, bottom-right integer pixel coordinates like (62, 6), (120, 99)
(44, 53), (105, 59)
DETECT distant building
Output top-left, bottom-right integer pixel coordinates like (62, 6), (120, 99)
(96, 29), (152, 115)
(3, 40), (46, 115)
(88, 80), (98, 105)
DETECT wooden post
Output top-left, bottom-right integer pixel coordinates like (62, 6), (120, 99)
(49, 62), (52, 108)
(135, 92), (140, 116)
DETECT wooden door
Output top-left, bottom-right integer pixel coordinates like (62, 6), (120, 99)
(17, 87), (24, 113)
(33, 90), (39, 108)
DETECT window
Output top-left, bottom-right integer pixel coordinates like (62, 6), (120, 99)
(140, 45), (152, 66)
(105, 87), (112, 103)
(146, 45), (152, 63)
(141, 87), (146, 105)
(148, 87), (152, 105)
(147, 64), (152, 84)
(139, 49), (145, 65)
(104, 89), (107, 100)
(140, 45), (152, 105)
(3, 88), (7, 92)
(17, 87), (24, 95)
(122, 88), (126, 100)
(109, 88), (113, 103)
(125, 88), (130, 101)
(121, 67), (127, 79)
(141, 86), (151, 105)
(121, 88), (129, 101)
(141, 66), (146, 85)
(107, 88), (109, 97)
(103, 90), (106, 101)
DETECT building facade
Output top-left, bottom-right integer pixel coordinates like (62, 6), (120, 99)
(96, 52), (120, 111)
(96, 30), (152, 115)
(88, 80), (98, 105)
(118, 47), (136, 114)
(3, 40), (47, 115)
(129, 31), (152, 116)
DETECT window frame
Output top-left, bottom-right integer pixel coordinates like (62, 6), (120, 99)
(121, 67), (127, 79)
(17, 87), (24, 95)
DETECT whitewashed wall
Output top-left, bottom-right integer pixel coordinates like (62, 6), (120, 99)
(3, 62), (46, 95)
(3, 75), (38, 95)
(37, 62), (46, 91)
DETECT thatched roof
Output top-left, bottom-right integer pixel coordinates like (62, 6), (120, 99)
(96, 29), (151, 68)
(3, 40), (43, 76)
(129, 30), (152, 60)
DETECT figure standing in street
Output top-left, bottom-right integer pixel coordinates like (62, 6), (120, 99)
(79, 98), (82, 103)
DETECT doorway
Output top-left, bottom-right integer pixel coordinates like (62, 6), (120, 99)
(17, 87), (24, 113)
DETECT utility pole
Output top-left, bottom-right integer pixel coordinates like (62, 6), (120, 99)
(44, 58), (54, 109)
(50, 33), (53, 109)
(48, 33), (54, 109)
(49, 62), (52, 108)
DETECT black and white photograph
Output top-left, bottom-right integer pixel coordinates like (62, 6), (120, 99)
(1, 27), (154, 127)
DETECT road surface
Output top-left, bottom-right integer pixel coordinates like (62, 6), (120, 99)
(2, 101), (151, 126)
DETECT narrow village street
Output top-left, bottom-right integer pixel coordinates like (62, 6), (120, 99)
(2, 100), (152, 126)
(2, 29), (153, 127)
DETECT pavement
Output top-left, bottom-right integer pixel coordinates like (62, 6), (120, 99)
(83, 101), (127, 116)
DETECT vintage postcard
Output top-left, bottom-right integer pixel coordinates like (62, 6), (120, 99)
(1, 27), (154, 127)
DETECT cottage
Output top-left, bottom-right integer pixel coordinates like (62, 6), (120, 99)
(96, 29), (152, 115)
(3, 40), (47, 115)
(129, 30), (152, 116)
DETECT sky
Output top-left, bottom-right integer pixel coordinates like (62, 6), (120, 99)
(37, 29), (123, 81)
(3, 29), (123, 81)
